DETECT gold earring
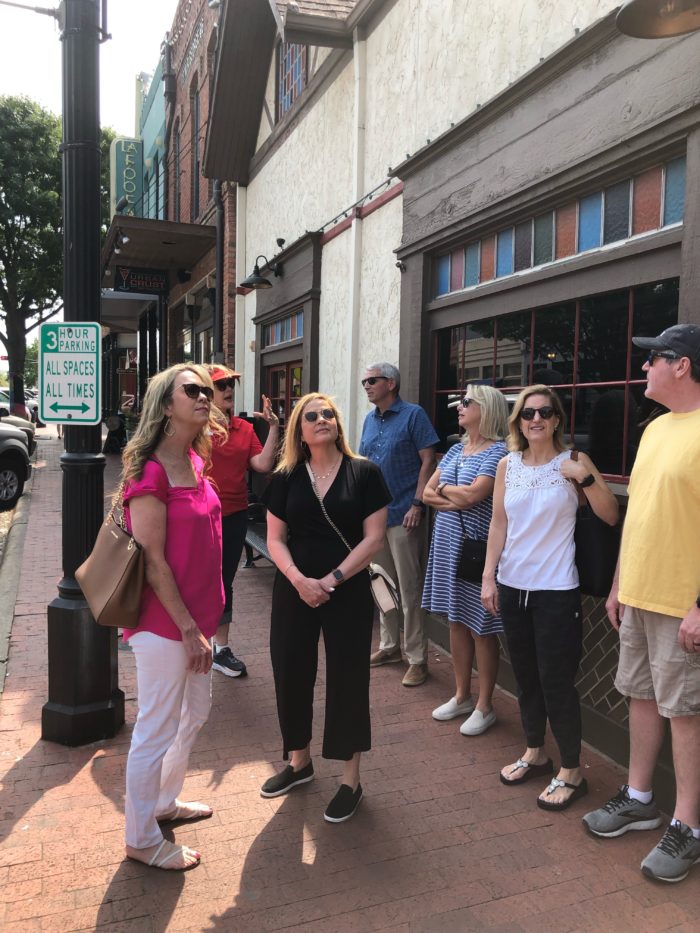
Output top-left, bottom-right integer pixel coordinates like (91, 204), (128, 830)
(164, 417), (175, 438)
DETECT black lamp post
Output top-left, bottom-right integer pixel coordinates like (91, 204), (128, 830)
(41, 0), (125, 745)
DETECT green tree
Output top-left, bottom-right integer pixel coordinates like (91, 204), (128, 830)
(24, 337), (38, 389)
(0, 96), (115, 412)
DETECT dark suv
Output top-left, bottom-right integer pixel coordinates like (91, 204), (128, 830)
(0, 423), (32, 511)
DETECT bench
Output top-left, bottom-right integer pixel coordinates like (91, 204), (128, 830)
(244, 520), (273, 567)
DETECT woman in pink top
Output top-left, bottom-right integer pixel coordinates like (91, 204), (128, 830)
(121, 363), (226, 872)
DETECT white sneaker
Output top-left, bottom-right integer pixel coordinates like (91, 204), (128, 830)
(432, 696), (475, 721)
(460, 708), (497, 736)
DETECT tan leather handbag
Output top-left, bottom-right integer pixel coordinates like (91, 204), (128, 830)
(75, 486), (144, 628)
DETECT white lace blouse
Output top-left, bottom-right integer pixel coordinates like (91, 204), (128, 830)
(497, 450), (580, 592)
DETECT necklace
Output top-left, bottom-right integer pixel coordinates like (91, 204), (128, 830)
(462, 437), (489, 457)
(309, 456), (341, 481)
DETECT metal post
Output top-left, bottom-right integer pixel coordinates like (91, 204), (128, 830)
(42, 0), (124, 745)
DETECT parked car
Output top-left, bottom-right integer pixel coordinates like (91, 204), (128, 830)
(0, 388), (39, 422)
(0, 423), (32, 511)
(0, 415), (36, 455)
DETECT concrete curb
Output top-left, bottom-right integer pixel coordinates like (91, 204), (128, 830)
(0, 448), (36, 695)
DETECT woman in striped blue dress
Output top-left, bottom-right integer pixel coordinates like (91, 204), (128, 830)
(422, 385), (508, 736)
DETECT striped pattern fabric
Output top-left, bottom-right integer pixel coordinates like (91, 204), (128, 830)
(422, 442), (507, 635)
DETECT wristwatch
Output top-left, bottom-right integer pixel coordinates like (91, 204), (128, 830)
(411, 498), (426, 510)
(332, 569), (344, 583)
(579, 474), (595, 488)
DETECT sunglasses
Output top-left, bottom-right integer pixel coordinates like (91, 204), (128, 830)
(520, 406), (555, 421)
(213, 377), (236, 391)
(646, 350), (680, 366)
(303, 408), (336, 423)
(181, 383), (213, 401)
(361, 376), (389, 387)
(459, 397), (478, 408)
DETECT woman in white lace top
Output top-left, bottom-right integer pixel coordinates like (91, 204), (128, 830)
(481, 385), (618, 811)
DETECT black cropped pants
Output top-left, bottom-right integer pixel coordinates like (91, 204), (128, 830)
(270, 573), (373, 761)
(499, 584), (583, 769)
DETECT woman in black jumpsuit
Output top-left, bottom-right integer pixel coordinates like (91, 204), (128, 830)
(260, 393), (390, 823)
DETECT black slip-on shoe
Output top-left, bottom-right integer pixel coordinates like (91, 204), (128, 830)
(260, 762), (314, 798)
(324, 783), (363, 823)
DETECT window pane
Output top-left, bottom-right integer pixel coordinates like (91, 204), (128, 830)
(533, 303), (576, 385)
(572, 385), (633, 477)
(495, 310), (531, 387)
(434, 393), (462, 451)
(663, 156), (686, 225)
(533, 212), (554, 265)
(578, 193), (602, 252)
(435, 326), (463, 391)
(556, 202), (577, 259)
(436, 254), (450, 295)
(462, 322), (495, 385)
(480, 235), (495, 282)
(465, 243), (480, 286)
(603, 180), (630, 244)
(632, 166), (662, 235)
(496, 228), (514, 277)
(628, 383), (669, 473)
(450, 249), (465, 291)
(514, 221), (532, 272)
(630, 279), (679, 376)
(578, 290), (629, 383)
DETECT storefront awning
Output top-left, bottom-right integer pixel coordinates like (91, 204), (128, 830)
(100, 291), (155, 333)
(101, 216), (216, 291)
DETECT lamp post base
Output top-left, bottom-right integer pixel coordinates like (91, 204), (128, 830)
(41, 596), (125, 746)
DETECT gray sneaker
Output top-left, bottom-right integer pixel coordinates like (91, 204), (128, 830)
(641, 822), (700, 883)
(582, 785), (662, 838)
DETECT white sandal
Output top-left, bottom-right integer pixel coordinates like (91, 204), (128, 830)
(144, 839), (200, 871)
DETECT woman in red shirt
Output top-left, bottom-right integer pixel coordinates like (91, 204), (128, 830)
(205, 365), (279, 676)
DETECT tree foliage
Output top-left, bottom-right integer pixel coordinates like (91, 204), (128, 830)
(0, 96), (115, 408)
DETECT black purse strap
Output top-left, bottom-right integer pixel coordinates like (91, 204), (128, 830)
(452, 453), (472, 540)
(569, 450), (588, 507)
(304, 461), (372, 580)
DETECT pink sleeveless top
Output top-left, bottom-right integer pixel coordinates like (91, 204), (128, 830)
(122, 452), (224, 641)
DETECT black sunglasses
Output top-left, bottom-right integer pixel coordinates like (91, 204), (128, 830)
(361, 376), (389, 387)
(303, 408), (336, 423)
(646, 350), (680, 366)
(213, 377), (236, 391)
(181, 383), (213, 401)
(459, 397), (478, 408)
(520, 406), (555, 421)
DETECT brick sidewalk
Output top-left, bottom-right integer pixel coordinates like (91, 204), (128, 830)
(0, 435), (697, 932)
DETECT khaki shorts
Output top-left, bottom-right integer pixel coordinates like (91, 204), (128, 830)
(615, 606), (700, 717)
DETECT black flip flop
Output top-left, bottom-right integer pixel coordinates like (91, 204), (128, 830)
(537, 777), (589, 811)
(499, 757), (554, 786)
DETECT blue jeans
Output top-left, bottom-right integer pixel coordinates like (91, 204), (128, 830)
(499, 585), (583, 768)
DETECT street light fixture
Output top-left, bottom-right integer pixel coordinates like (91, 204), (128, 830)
(616, 0), (700, 37)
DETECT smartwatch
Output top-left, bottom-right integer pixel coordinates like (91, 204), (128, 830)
(411, 498), (426, 510)
(332, 569), (344, 583)
(579, 474), (595, 488)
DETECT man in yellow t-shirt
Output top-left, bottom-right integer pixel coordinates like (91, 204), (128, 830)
(583, 324), (700, 885)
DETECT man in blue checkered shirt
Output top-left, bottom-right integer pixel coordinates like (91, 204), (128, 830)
(359, 362), (438, 686)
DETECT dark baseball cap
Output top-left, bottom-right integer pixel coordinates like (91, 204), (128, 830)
(632, 324), (700, 364)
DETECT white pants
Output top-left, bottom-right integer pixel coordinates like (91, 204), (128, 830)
(125, 631), (212, 849)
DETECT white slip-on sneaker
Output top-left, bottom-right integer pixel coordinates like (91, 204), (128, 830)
(432, 696), (475, 721)
(460, 708), (497, 736)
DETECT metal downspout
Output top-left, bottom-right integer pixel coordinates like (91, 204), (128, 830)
(347, 25), (366, 444)
(236, 185), (248, 408)
(213, 179), (224, 361)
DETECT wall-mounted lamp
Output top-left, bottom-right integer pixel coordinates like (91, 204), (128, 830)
(115, 194), (129, 213)
(240, 254), (284, 290)
(155, 135), (164, 148)
(144, 156), (153, 170)
(395, 260), (407, 272)
(616, 0), (700, 37)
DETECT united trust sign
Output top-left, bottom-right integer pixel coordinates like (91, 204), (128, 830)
(110, 137), (144, 217)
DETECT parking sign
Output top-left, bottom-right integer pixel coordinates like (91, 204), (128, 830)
(39, 323), (101, 425)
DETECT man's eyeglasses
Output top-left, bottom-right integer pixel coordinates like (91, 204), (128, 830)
(213, 377), (236, 391)
(520, 406), (555, 421)
(181, 383), (213, 401)
(303, 408), (336, 423)
(361, 376), (388, 387)
(646, 350), (680, 366)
